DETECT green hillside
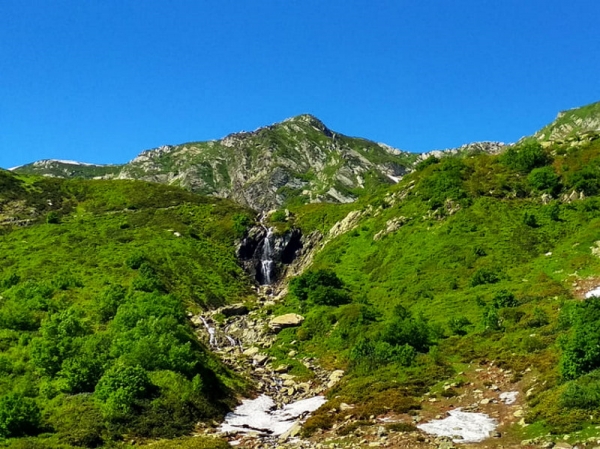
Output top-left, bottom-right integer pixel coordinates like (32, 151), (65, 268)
(5, 102), (600, 448)
(267, 136), (600, 442)
(0, 173), (254, 448)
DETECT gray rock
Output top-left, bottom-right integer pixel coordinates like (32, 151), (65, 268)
(269, 313), (305, 332)
(219, 303), (249, 317)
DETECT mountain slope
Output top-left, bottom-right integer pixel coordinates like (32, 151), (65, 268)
(260, 133), (600, 446)
(0, 171), (255, 448)
(534, 100), (600, 144)
(13, 115), (416, 211)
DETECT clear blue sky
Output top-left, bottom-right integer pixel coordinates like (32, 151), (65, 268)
(2, 1), (599, 169)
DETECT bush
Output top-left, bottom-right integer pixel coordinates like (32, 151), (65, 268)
(0, 393), (41, 438)
(567, 165), (600, 196)
(448, 316), (471, 336)
(126, 253), (146, 270)
(97, 284), (126, 323)
(522, 211), (538, 227)
(270, 210), (287, 222)
(95, 364), (153, 421)
(232, 213), (252, 238)
(492, 290), (518, 308)
(501, 141), (550, 173)
(528, 166), (560, 193)
(560, 297), (600, 380)
(289, 269), (351, 306)
(46, 211), (60, 224)
(470, 267), (500, 287)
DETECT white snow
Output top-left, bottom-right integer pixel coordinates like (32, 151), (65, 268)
(7, 166), (23, 171)
(499, 391), (518, 405)
(219, 394), (326, 436)
(386, 174), (401, 183)
(417, 409), (497, 443)
(50, 159), (98, 166)
(585, 286), (600, 298)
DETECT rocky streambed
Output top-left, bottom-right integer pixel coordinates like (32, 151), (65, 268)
(190, 300), (344, 447)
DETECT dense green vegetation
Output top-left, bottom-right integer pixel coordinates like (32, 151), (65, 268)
(0, 175), (253, 448)
(3, 102), (600, 446)
(273, 136), (600, 438)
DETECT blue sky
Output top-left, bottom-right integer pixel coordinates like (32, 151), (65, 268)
(2, 1), (599, 169)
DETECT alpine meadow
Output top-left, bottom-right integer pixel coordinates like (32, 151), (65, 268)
(3, 100), (600, 449)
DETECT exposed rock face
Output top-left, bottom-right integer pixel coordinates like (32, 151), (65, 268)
(417, 141), (507, 163)
(534, 101), (600, 143)
(237, 226), (304, 285)
(13, 115), (415, 210)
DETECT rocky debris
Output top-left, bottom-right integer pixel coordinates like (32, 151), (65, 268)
(327, 370), (344, 388)
(417, 141), (507, 163)
(373, 216), (407, 241)
(561, 190), (585, 203)
(328, 210), (363, 241)
(269, 314), (305, 332)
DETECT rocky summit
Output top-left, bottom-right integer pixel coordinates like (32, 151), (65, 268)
(12, 114), (416, 210)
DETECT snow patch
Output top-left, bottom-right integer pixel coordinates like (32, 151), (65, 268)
(219, 394), (326, 436)
(49, 159), (99, 166)
(417, 409), (497, 443)
(585, 286), (600, 299)
(499, 391), (518, 405)
(386, 174), (401, 183)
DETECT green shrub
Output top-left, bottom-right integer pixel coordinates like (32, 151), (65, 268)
(522, 211), (538, 227)
(46, 211), (60, 224)
(95, 364), (154, 421)
(270, 210), (287, 222)
(501, 141), (550, 173)
(560, 297), (600, 380)
(528, 166), (560, 193)
(567, 165), (600, 195)
(492, 290), (518, 308)
(232, 213), (252, 238)
(0, 393), (41, 438)
(448, 316), (471, 336)
(289, 269), (351, 306)
(470, 267), (500, 287)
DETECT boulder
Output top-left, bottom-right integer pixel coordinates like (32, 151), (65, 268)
(219, 303), (249, 317)
(328, 370), (345, 388)
(269, 313), (305, 332)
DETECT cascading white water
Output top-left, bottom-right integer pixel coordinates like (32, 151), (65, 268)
(260, 227), (275, 285)
(200, 316), (218, 349)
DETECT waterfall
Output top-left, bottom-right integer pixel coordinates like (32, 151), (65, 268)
(200, 316), (218, 349)
(260, 227), (275, 285)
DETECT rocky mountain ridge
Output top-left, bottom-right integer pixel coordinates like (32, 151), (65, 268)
(12, 115), (416, 210)
(10, 101), (600, 211)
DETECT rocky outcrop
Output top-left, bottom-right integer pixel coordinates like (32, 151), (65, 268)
(13, 115), (415, 210)
(417, 141), (507, 163)
(269, 313), (305, 332)
(237, 225), (304, 285)
(534, 101), (600, 143)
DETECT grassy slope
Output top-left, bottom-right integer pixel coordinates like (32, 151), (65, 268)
(272, 137), (600, 439)
(0, 174), (255, 448)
